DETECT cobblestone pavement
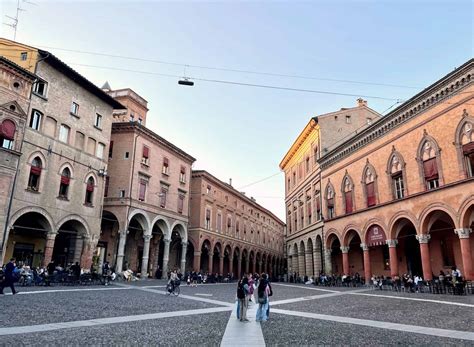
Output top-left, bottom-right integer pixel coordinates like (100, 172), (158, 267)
(0, 280), (473, 345)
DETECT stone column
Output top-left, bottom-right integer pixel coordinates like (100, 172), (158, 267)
(360, 243), (371, 283)
(324, 249), (332, 274)
(305, 250), (314, 277)
(341, 246), (350, 275)
(258, 261), (263, 274)
(288, 255), (292, 273)
(386, 239), (399, 278)
(73, 236), (83, 264)
(454, 228), (473, 280)
(180, 241), (187, 274)
(298, 250), (305, 276)
(416, 234), (432, 280)
(80, 236), (93, 270)
(245, 257), (250, 274)
(42, 233), (57, 267)
(237, 255), (242, 278)
(208, 252), (214, 274)
(313, 248), (322, 275)
(161, 238), (171, 279)
(141, 234), (152, 278)
(219, 255), (224, 274)
(193, 251), (201, 272)
(115, 230), (127, 272)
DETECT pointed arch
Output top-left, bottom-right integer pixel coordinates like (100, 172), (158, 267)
(341, 173), (355, 214)
(416, 133), (444, 189)
(325, 180), (336, 219)
(361, 161), (378, 207)
(454, 111), (474, 178)
(386, 147), (408, 199)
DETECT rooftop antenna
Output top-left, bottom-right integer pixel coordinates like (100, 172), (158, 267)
(3, 0), (37, 41)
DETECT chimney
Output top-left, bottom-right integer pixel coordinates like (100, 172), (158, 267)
(357, 98), (367, 107)
(229, 178), (232, 186)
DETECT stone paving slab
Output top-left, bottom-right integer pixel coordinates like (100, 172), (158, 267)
(0, 311), (231, 346)
(261, 313), (473, 346)
(0, 286), (220, 328)
(276, 293), (474, 332)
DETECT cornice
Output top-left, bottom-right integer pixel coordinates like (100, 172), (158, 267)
(319, 60), (474, 170)
(279, 118), (318, 170)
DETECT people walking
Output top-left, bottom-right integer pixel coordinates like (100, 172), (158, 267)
(237, 276), (250, 322)
(256, 273), (271, 322)
(0, 258), (19, 295)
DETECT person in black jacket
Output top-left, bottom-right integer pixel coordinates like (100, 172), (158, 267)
(1, 258), (18, 295)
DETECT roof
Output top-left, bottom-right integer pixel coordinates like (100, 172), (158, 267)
(279, 117), (318, 170)
(192, 170), (286, 226)
(112, 122), (196, 163)
(37, 50), (125, 110)
(0, 56), (37, 81)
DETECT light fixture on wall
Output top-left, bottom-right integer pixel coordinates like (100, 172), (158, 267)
(98, 168), (108, 177)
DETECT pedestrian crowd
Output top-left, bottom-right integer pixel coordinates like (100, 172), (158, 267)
(236, 273), (273, 323)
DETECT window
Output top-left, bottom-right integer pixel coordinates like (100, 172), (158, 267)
(58, 168), (71, 199)
(367, 118), (372, 125)
(20, 52), (27, 61)
(44, 117), (57, 137)
(326, 186), (335, 219)
(227, 217), (232, 232)
(108, 141), (114, 159)
(287, 178), (290, 192)
(95, 114), (102, 129)
(292, 172), (296, 185)
(85, 177), (95, 205)
(70, 102), (79, 116)
(124, 152), (130, 159)
(343, 177), (353, 214)
(0, 119), (16, 150)
(130, 112), (135, 122)
(119, 189), (126, 198)
(33, 80), (47, 97)
(364, 167), (376, 207)
(59, 124), (70, 143)
(142, 145), (149, 165)
(205, 209), (211, 230)
(315, 194), (321, 221)
(138, 118), (142, 125)
(180, 166), (186, 183)
(299, 203), (304, 229)
(28, 157), (42, 191)
(314, 146), (318, 164)
(160, 187), (167, 207)
(75, 131), (85, 150)
(217, 214), (222, 232)
(345, 115), (351, 124)
(393, 174), (404, 199)
(178, 194), (185, 214)
(96, 143), (105, 159)
(306, 157), (310, 173)
(104, 176), (110, 197)
(423, 158), (439, 190)
(29, 110), (42, 130)
(307, 200), (312, 225)
(288, 210), (292, 234)
(87, 137), (96, 155)
(460, 122), (474, 177)
(162, 158), (169, 175)
(206, 185), (211, 194)
(138, 179), (147, 201)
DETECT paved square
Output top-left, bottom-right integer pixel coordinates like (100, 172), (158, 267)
(1, 281), (473, 346)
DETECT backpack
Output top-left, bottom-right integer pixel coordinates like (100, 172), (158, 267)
(237, 284), (245, 299)
(257, 292), (267, 304)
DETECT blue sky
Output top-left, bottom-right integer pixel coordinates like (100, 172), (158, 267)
(1, 0), (472, 220)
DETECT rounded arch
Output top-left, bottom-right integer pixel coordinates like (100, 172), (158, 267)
(342, 224), (362, 242)
(213, 241), (223, 256)
(419, 203), (459, 232)
(459, 195), (474, 227)
(325, 230), (341, 249)
(9, 206), (55, 232)
(128, 209), (151, 233)
(56, 214), (91, 238)
(307, 237), (314, 252)
(170, 220), (187, 242)
(343, 228), (362, 247)
(362, 218), (389, 242)
(388, 211), (419, 239)
(151, 216), (171, 238)
(299, 240), (305, 254)
(200, 237), (212, 250)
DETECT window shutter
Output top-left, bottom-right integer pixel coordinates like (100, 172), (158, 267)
(345, 191), (353, 213)
(142, 146), (149, 158)
(423, 158), (439, 180)
(139, 180), (146, 200)
(87, 182), (94, 192)
(31, 166), (42, 175)
(1, 119), (16, 140)
(327, 197), (334, 207)
(163, 157), (169, 166)
(60, 175), (70, 185)
(366, 182), (376, 207)
(307, 203), (312, 216)
(462, 142), (474, 155)
(180, 166), (185, 174)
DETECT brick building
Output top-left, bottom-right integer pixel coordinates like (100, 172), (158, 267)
(102, 86), (195, 277)
(319, 59), (474, 281)
(0, 39), (125, 269)
(280, 100), (381, 279)
(0, 57), (36, 265)
(189, 170), (285, 278)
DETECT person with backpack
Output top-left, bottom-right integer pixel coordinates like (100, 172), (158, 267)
(0, 258), (19, 295)
(256, 273), (271, 322)
(237, 276), (249, 322)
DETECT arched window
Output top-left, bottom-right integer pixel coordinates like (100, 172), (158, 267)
(460, 121), (474, 177)
(343, 176), (354, 214)
(85, 176), (95, 205)
(0, 119), (16, 150)
(326, 184), (335, 219)
(28, 157), (42, 191)
(58, 168), (71, 199)
(364, 167), (376, 207)
(420, 139), (440, 190)
(388, 153), (405, 199)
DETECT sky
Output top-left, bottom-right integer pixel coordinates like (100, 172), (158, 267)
(1, 0), (472, 221)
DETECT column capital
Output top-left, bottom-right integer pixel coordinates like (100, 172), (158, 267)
(324, 249), (332, 256)
(46, 232), (57, 240)
(386, 239), (398, 248)
(194, 251), (201, 256)
(209, 252), (214, 257)
(181, 241), (188, 247)
(164, 238), (171, 244)
(360, 243), (369, 251)
(454, 228), (472, 239)
(340, 246), (350, 253)
(416, 234), (431, 244)
(143, 234), (152, 242)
